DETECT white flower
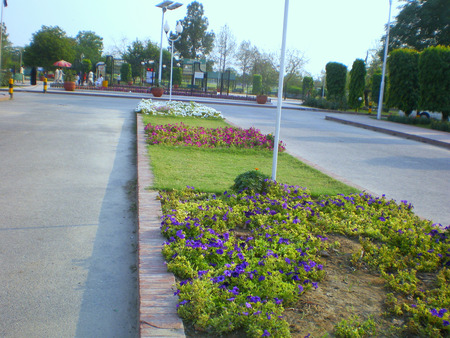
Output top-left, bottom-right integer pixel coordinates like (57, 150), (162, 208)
(135, 99), (223, 119)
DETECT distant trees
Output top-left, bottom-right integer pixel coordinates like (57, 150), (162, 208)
(23, 26), (75, 69)
(418, 46), (450, 121)
(389, 0), (450, 51)
(213, 24), (236, 73)
(325, 62), (347, 101)
(75, 31), (103, 67)
(348, 59), (366, 110)
(175, 1), (215, 59)
(302, 76), (314, 99)
(387, 49), (419, 116)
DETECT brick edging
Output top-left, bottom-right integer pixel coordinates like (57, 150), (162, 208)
(136, 113), (185, 337)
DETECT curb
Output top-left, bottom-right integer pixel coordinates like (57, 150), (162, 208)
(136, 113), (185, 337)
(325, 115), (450, 150)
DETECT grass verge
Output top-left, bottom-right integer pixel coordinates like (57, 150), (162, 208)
(143, 115), (359, 197)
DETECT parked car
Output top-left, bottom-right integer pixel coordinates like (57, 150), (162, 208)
(398, 110), (446, 121)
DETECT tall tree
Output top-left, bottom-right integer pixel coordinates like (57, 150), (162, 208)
(325, 62), (347, 101)
(23, 26), (76, 69)
(389, 0), (450, 51)
(419, 45), (450, 121)
(252, 52), (278, 94)
(302, 76), (314, 99)
(175, 1), (215, 59)
(348, 59), (366, 109)
(213, 24), (236, 73)
(75, 31), (103, 66)
(387, 48), (419, 116)
(282, 49), (307, 99)
(236, 40), (257, 94)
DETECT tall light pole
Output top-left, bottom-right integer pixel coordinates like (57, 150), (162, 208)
(164, 20), (183, 101)
(377, 0), (392, 120)
(272, 0), (290, 181)
(155, 1), (183, 86)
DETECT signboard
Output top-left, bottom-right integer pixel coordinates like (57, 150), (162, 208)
(146, 71), (154, 84)
(194, 72), (204, 79)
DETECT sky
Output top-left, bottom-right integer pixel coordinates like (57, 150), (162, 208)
(2, 0), (402, 77)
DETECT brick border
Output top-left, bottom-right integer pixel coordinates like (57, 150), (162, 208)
(136, 113), (185, 337)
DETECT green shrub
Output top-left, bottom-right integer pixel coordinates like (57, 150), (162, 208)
(231, 169), (271, 194)
(334, 315), (377, 337)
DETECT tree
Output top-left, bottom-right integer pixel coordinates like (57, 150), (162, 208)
(252, 52), (278, 95)
(252, 74), (262, 95)
(23, 26), (76, 69)
(123, 40), (146, 81)
(120, 62), (132, 83)
(371, 72), (387, 106)
(389, 0), (450, 51)
(213, 24), (236, 73)
(419, 45), (450, 121)
(387, 48), (419, 116)
(75, 31), (103, 66)
(81, 59), (92, 74)
(236, 40), (257, 94)
(283, 49), (307, 99)
(348, 59), (366, 109)
(325, 62), (347, 101)
(302, 76), (314, 99)
(175, 1), (215, 59)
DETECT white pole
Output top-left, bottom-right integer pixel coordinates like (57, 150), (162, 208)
(271, 0), (289, 181)
(0, 2), (4, 73)
(158, 7), (166, 85)
(169, 41), (174, 101)
(377, 0), (392, 120)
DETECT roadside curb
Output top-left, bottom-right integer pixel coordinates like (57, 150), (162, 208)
(136, 113), (185, 337)
(325, 115), (450, 150)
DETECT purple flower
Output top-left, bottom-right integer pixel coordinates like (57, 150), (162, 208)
(227, 297), (235, 302)
(258, 275), (265, 282)
(245, 302), (252, 308)
(298, 285), (304, 293)
(176, 230), (185, 239)
(216, 248), (224, 255)
(261, 330), (271, 337)
(443, 320), (449, 326)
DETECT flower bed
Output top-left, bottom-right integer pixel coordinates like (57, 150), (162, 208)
(160, 184), (449, 337)
(136, 99), (224, 119)
(144, 122), (286, 151)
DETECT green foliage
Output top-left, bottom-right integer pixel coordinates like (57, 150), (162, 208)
(23, 25), (76, 70)
(419, 45), (450, 121)
(173, 67), (183, 86)
(302, 76), (314, 99)
(387, 115), (450, 132)
(370, 72), (386, 105)
(326, 62), (347, 101)
(120, 63), (132, 83)
(75, 31), (103, 67)
(175, 1), (215, 59)
(302, 96), (348, 111)
(252, 74), (262, 95)
(334, 315), (377, 337)
(64, 69), (75, 82)
(81, 59), (92, 74)
(348, 59), (366, 109)
(0, 70), (12, 86)
(387, 49), (419, 116)
(231, 170), (271, 194)
(389, 0), (450, 51)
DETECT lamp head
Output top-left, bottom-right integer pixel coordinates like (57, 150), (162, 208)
(175, 21), (183, 34)
(164, 20), (170, 34)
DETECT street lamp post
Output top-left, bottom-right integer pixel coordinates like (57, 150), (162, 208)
(164, 20), (183, 101)
(272, 0), (290, 181)
(377, 0), (392, 120)
(155, 1), (183, 86)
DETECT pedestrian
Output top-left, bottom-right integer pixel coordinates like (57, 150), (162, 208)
(88, 71), (94, 86)
(19, 65), (24, 83)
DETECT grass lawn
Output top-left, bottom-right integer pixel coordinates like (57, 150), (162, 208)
(143, 115), (359, 197)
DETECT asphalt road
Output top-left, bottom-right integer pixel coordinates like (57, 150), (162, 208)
(210, 103), (450, 226)
(0, 93), (141, 337)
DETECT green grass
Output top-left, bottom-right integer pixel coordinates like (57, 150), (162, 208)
(143, 115), (360, 197)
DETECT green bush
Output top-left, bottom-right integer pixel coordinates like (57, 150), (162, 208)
(303, 97), (348, 111)
(231, 169), (271, 194)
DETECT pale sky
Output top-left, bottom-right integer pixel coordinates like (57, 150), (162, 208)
(2, 0), (401, 77)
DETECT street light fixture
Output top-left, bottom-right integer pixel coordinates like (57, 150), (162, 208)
(377, 0), (392, 120)
(155, 1), (183, 85)
(164, 20), (183, 101)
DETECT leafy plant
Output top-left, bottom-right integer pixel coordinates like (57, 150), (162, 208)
(64, 69), (75, 82)
(231, 169), (271, 194)
(334, 315), (377, 337)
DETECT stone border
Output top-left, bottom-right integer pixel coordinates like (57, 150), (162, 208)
(136, 113), (185, 337)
